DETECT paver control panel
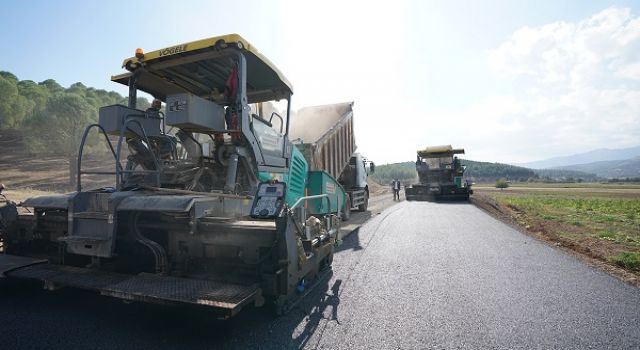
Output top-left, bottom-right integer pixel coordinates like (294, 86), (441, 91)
(251, 182), (286, 219)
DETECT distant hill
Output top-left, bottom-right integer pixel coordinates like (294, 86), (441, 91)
(534, 168), (600, 182)
(370, 161), (417, 185)
(463, 160), (535, 182)
(0, 70), (149, 158)
(554, 157), (640, 179)
(519, 146), (640, 169)
(0, 70), (150, 192)
(373, 159), (542, 184)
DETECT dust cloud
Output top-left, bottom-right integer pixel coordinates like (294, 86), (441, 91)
(289, 102), (353, 144)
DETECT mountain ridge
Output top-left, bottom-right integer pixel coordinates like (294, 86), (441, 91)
(554, 156), (640, 179)
(518, 146), (640, 169)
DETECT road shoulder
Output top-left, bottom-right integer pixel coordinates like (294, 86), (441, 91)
(471, 192), (640, 288)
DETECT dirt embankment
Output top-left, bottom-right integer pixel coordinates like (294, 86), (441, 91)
(0, 130), (115, 193)
(368, 180), (390, 195)
(471, 190), (640, 288)
(1, 128), (391, 200)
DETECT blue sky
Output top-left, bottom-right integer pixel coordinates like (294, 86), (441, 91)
(2, 0), (639, 163)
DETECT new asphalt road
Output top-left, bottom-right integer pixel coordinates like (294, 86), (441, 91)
(1, 200), (639, 349)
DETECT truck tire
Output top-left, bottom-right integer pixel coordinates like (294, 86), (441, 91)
(357, 190), (369, 212)
(341, 194), (351, 221)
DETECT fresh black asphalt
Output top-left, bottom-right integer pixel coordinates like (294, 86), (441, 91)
(1, 200), (639, 349)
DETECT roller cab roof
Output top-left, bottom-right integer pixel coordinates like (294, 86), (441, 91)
(417, 145), (465, 158)
(111, 34), (292, 104)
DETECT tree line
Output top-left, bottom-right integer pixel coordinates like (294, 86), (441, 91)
(370, 159), (600, 185)
(462, 159), (535, 182)
(533, 168), (600, 183)
(370, 160), (536, 185)
(0, 71), (149, 158)
(369, 162), (417, 185)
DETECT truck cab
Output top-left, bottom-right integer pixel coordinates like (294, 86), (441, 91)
(338, 153), (374, 212)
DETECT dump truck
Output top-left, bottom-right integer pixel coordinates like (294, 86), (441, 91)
(0, 34), (347, 318)
(405, 145), (473, 201)
(289, 102), (374, 221)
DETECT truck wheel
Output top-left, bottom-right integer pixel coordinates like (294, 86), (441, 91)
(341, 194), (351, 221)
(357, 190), (369, 212)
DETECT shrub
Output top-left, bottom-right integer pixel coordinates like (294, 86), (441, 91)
(495, 179), (509, 189)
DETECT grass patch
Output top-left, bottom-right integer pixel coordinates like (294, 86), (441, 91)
(489, 195), (640, 235)
(608, 252), (640, 271)
(595, 231), (640, 246)
(597, 231), (617, 240)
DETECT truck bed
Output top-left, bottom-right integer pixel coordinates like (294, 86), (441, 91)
(289, 102), (355, 180)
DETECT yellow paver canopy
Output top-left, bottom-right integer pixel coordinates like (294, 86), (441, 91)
(417, 145), (465, 158)
(111, 34), (292, 104)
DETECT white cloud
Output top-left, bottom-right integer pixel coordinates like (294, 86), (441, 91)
(269, 4), (640, 165)
(489, 7), (640, 86)
(616, 62), (640, 80)
(475, 7), (640, 163)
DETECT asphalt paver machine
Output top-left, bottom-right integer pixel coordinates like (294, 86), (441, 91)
(0, 34), (346, 317)
(405, 145), (473, 201)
